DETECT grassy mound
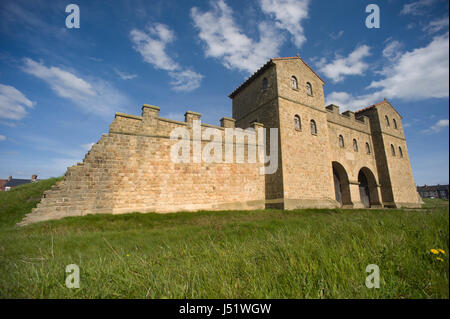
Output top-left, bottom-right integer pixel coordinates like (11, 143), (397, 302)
(0, 179), (448, 298)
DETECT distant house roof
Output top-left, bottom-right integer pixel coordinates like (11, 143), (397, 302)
(4, 178), (32, 188)
(229, 56), (325, 99)
(0, 179), (7, 189)
(417, 185), (449, 192)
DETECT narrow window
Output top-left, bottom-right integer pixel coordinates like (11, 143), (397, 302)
(391, 144), (396, 156)
(393, 118), (397, 129)
(385, 115), (390, 127)
(291, 76), (298, 89)
(294, 115), (301, 131)
(399, 146), (403, 158)
(339, 135), (345, 148)
(310, 120), (317, 135)
(263, 78), (268, 91)
(366, 142), (371, 154)
(306, 82), (313, 96)
(353, 139), (358, 151)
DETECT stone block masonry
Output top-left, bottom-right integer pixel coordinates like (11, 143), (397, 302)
(19, 105), (265, 225)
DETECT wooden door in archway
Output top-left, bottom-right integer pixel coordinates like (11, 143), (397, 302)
(358, 171), (371, 208)
(333, 168), (342, 206)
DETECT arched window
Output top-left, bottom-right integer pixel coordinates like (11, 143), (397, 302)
(294, 115), (301, 131)
(391, 144), (396, 156)
(263, 78), (268, 91)
(385, 115), (390, 127)
(339, 135), (345, 148)
(291, 76), (298, 89)
(398, 146), (403, 158)
(393, 118), (397, 129)
(310, 120), (317, 135)
(366, 142), (371, 154)
(306, 82), (313, 96)
(353, 139), (358, 151)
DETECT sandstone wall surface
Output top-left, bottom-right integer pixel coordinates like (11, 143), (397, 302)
(20, 107), (265, 225)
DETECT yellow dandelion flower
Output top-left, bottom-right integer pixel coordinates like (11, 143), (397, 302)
(126, 254), (130, 257)
(438, 249), (446, 254)
(430, 249), (439, 254)
(436, 257), (444, 262)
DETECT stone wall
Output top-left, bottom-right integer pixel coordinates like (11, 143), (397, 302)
(19, 106), (265, 225)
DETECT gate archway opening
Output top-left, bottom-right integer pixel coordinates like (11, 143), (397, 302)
(358, 167), (381, 208)
(332, 162), (352, 207)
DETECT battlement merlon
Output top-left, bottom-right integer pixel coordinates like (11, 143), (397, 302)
(325, 104), (371, 133)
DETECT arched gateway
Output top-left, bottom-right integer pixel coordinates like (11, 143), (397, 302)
(357, 167), (381, 208)
(332, 162), (352, 207)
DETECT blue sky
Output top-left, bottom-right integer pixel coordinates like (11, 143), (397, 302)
(0, 0), (448, 185)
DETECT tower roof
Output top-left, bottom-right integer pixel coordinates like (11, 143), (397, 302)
(229, 56), (324, 98)
(355, 99), (403, 119)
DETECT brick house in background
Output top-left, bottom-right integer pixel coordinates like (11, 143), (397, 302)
(0, 179), (7, 191)
(3, 175), (38, 191)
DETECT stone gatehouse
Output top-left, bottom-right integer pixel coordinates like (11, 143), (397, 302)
(20, 56), (422, 225)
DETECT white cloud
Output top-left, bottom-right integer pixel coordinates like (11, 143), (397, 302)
(317, 45), (371, 83)
(169, 69), (203, 92)
(329, 30), (344, 40)
(81, 142), (95, 151)
(89, 57), (103, 62)
(326, 33), (449, 110)
(21, 58), (129, 117)
(400, 0), (435, 15)
(130, 23), (203, 92)
(0, 135), (6, 141)
(191, 0), (283, 73)
(368, 33), (449, 100)
(259, 0), (310, 48)
(0, 83), (35, 121)
(382, 40), (403, 61)
(114, 68), (138, 80)
(423, 119), (449, 134)
(423, 16), (449, 34)
(130, 24), (179, 71)
(407, 23), (415, 30)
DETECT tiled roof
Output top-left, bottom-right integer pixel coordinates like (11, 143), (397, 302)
(355, 100), (387, 113)
(355, 99), (403, 119)
(229, 56), (324, 98)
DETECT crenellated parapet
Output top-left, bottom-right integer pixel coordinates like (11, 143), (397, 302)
(109, 104), (265, 142)
(326, 104), (371, 134)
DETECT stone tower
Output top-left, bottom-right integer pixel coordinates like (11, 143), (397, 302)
(356, 101), (420, 207)
(230, 57), (337, 209)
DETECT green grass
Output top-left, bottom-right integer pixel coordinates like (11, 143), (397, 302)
(0, 179), (448, 298)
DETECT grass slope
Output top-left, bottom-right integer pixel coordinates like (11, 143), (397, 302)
(0, 179), (448, 298)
